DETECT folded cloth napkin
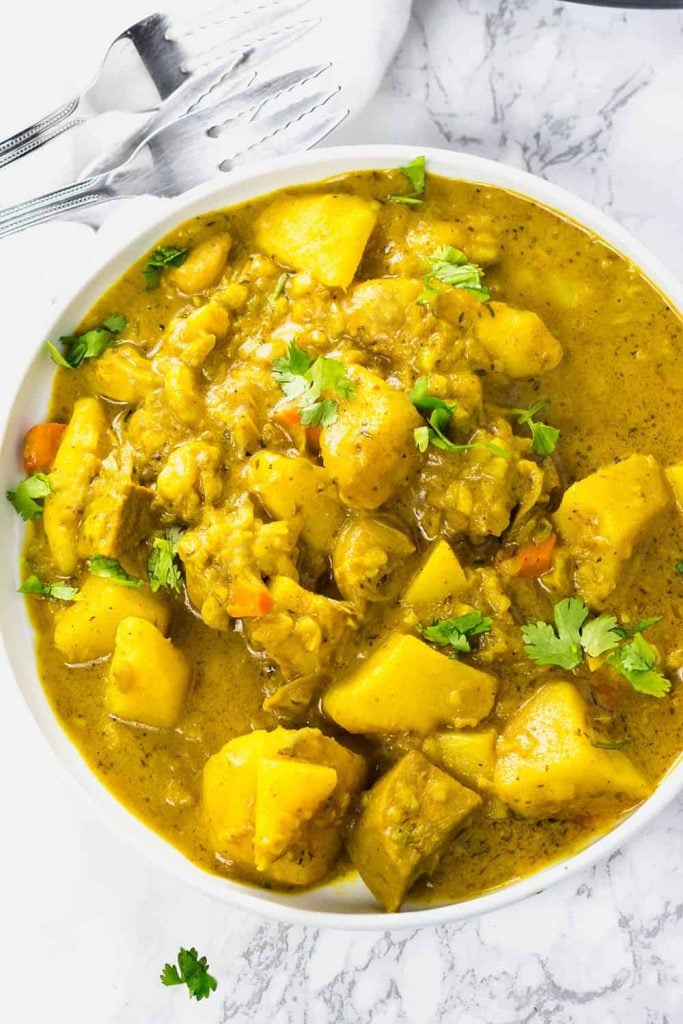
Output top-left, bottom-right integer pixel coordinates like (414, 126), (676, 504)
(0, 0), (410, 316)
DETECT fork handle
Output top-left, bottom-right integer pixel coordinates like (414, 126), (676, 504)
(0, 176), (115, 238)
(0, 96), (85, 169)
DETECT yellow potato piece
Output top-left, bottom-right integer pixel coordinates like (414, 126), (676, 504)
(254, 758), (338, 871)
(494, 681), (651, 819)
(106, 617), (191, 728)
(665, 461), (683, 517)
(168, 233), (232, 293)
(323, 632), (497, 734)
(554, 453), (670, 608)
(43, 396), (109, 575)
(54, 576), (170, 663)
(84, 344), (157, 404)
(402, 539), (468, 610)
(475, 301), (563, 377)
(423, 728), (497, 792)
(254, 194), (379, 288)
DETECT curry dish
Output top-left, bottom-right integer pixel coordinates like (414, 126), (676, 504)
(13, 161), (683, 912)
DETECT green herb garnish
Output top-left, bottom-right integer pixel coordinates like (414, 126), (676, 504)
(7, 472), (52, 520)
(417, 611), (492, 657)
(511, 400), (560, 457)
(409, 377), (509, 459)
(271, 272), (289, 302)
(607, 633), (671, 698)
(388, 155), (426, 205)
(161, 947), (217, 1002)
(148, 528), (184, 593)
(675, 561), (683, 576)
(18, 575), (78, 601)
(272, 340), (356, 427)
(88, 555), (143, 589)
(143, 246), (188, 289)
(47, 313), (127, 369)
(591, 738), (630, 751)
(417, 246), (489, 304)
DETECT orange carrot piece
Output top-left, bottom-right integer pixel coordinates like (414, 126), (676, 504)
(22, 422), (67, 474)
(228, 576), (274, 618)
(514, 534), (557, 578)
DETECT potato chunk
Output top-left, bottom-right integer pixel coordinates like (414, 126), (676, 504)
(106, 617), (191, 728)
(665, 460), (683, 518)
(255, 194), (379, 288)
(83, 344), (157, 404)
(168, 233), (231, 293)
(423, 728), (497, 792)
(203, 727), (366, 886)
(474, 302), (563, 377)
(494, 681), (651, 819)
(332, 516), (415, 609)
(347, 750), (481, 912)
(54, 576), (170, 663)
(554, 454), (670, 607)
(322, 632), (497, 734)
(402, 540), (468, 611)
(320, 366), (423, 510)
(43, 397), (109, 575)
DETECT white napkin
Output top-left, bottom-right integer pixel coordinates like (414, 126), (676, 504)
(0, 0), (410, 321)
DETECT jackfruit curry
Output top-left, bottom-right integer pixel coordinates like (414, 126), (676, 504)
(12, 158), (683, 912)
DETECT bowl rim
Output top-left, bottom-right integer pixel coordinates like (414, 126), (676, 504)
(2, 142), (682, 932)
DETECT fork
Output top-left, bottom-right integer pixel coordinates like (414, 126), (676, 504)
(0, 65), (347, 238)
(0, 0), (309, 169)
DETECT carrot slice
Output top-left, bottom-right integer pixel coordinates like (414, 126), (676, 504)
(228, 576), (274, 618)
(513, 533), (557, 578)
(22, 422), (67, 474)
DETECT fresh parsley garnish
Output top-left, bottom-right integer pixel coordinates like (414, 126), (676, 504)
(161, 946), (218, 1002)
(47, 313), (127, 369)
(409, 378), (509, 459)
(7, 472), (52, 520)
(417, 246), (490, 304)
(271, 272), (289, 302)
(417, 611), (492, 656)
(272, 341), (356, 427)
(88, 555), (143, 589)
(18, 575), (78, 601)
(607, 632), (670, 698)
(143, 247), (188, 289)
(522, 599), (669, 697)
(511, 400), (560, 457)
(148, 528), (184, 593)
(388, 155), (426, 205)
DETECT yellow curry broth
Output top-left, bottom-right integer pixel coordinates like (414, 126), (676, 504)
(22, 168), (683, 906)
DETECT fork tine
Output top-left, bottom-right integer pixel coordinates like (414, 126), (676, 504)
(181, 14), (320, 77)
(166, 0), (312, 43)
(227, 104), (350, 171)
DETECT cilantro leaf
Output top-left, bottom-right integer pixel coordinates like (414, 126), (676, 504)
(143, 247), (188, 289)
(271, 272), (289, 302)
(607, 633), (670, 698)
(521, 597), (589, 670)
(579, 614), (621, 657)
(614, 615), (661, 639)
(148, 528), (184, 593)
(388, 155), (426, 205)
(511, 400), (560, 457)
(675, 560), (683, 575)
(48, 314), (127, 369)
(18, 575), (78, 601)
(271, 341), (356, 426)
(417, 611), (492, 657)
(7, 472), (52, 520)
(161, 947), (217, 1001)
(409, 378), (509, 459)
(88, 555), (143, 589)
(417, 246), (490, 304)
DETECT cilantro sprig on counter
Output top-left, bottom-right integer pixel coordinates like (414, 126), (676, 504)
(7, 472), (52, 520)
(388, 155), (426, 206)
(142, 246), (188, 289)
(272, 340), (356, 427)
(417, 246), (490, 305)
(18, 575), (78, 601)
(410, 378), (509, 459)
(88, 555), (143, 589)
(47, 313), (127, 369)
(522, 598), (669, 697)
(511, 399), (560, 457)
(148, 528), (184, 593)
(161, 946), (217, 1002)
(417, 611), (492, 657)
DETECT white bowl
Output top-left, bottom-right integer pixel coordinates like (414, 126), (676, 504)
(2, 144), (681, 931)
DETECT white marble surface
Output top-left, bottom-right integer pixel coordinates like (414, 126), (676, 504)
(2, 1), (683, 1021)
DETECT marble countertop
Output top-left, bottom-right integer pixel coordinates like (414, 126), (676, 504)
(2, 1), (683, 1021)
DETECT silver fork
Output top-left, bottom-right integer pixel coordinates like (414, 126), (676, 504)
(0, 66), (347, 238)
(0, 0), (309, 169)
